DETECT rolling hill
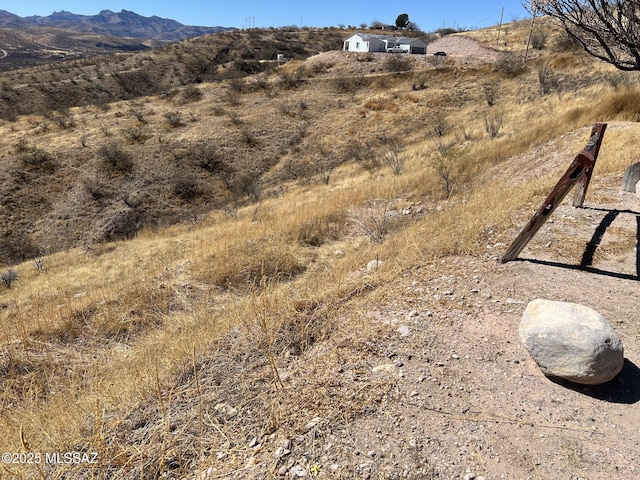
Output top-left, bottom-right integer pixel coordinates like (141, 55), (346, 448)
(1, 18), (640, 480)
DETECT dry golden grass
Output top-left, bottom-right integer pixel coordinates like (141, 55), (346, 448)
(362, 96), (398, 112)
(3, 20), (640, 478)
(463, 16), (567, 54)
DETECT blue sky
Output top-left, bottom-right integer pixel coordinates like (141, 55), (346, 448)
(4, 1), (531, 31)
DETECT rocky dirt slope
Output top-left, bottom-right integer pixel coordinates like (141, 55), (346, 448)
(427, 36), (502, 63)
(189, 125), (640, 480)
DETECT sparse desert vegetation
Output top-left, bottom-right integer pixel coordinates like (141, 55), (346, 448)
(1, 17), (640, 480)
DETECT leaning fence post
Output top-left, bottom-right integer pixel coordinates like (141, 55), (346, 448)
(501, 123), (607, 263)
(573, 123), (607, 207)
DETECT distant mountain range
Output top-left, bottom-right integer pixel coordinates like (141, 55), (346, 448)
(0, 9), (234, 41)
(0, 9), (236, 70)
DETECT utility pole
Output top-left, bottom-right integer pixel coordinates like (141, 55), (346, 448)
(496, 6), (504, 46)
(524, 6), (537, 62)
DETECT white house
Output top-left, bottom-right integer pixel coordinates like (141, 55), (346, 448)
(343, 33), (428, 55)
(342, 33), (386, 53)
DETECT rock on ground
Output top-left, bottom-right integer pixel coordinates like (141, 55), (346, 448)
(519, 299), (624, 385)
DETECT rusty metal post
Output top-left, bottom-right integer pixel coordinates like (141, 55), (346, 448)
(501, 123), (607, 263)
(573, 123), (607, 206)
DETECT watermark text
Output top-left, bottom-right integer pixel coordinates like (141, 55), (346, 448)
(1, 452), (98, 465)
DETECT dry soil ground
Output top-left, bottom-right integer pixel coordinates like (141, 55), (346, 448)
(200, 126), (640, 479)
(333, 206), (631, 478)
(205, 192), (640, 480)
(337, 178), (640, 480)
(183, 43), (640, 480)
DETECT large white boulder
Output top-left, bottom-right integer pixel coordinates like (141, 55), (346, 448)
(519, 299), (624, 385)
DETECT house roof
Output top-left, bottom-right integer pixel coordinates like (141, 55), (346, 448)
(349, 33), (384, 41)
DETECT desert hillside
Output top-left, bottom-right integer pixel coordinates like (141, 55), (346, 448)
(1, 18), (640, 480)
(0, 8), (236, 71)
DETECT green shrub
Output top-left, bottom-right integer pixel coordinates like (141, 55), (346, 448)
(483, 113), (504, 138)
(296, 212), (345, 246)
(15, 138), (31, 153)
(234, 60), (267, 75)
(333, 76), (370, 93)
(531, 30), (548, 50)
(98, 143), (134, 173)
(124, 127), (149, 144)
(538, 63), (560, 95)
(494, 53), (527, 77)
(1, 268), (18, 289)
(181, 85), (203, 103)
(20, 149), (57, 174)
(164, 111), (185, 128)
(385, 55), (412, 72)
(173, 176), (200, 201)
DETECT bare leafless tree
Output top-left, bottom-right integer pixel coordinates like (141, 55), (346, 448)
(430, 138), (459, 198)
(528, 0), (640, 71)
